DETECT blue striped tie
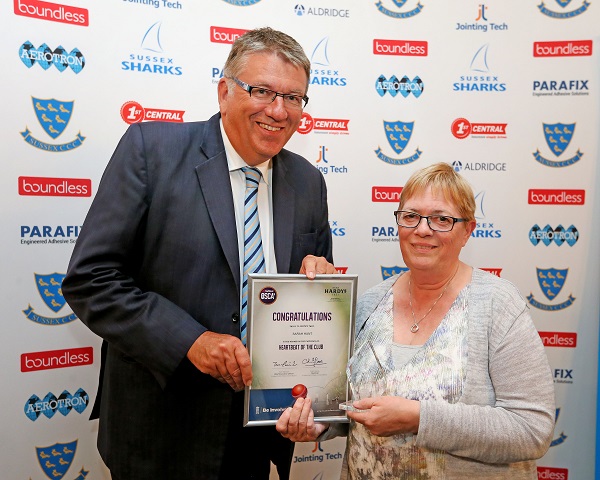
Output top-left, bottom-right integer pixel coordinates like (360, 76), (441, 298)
(241, 167), (266, 345)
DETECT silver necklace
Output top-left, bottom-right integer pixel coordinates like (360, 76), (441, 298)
(408, 265), (459, 333)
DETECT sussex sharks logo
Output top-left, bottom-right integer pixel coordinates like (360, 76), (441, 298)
(35, 440), (89, 480)
(21, 98), (85, 152)
(538, 0), (590, 18)
(381, 266), (409, 279)
(527, 267), (576, 311)
(375, 121), (422, 165)
(533, 122), (582, 167)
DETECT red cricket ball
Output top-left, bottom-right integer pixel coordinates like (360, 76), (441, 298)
(291, 384), (308, 399)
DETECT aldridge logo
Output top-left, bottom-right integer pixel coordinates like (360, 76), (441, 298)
(534, 40), (592, 57)
(14, 0), (89, 26)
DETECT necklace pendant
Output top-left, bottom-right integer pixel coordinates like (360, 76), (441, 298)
(410, 323), (419, 333)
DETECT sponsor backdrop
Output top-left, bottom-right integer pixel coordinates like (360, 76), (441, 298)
(2, 0), (599, 478)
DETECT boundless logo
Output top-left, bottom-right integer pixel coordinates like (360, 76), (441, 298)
(31, 440), (89, 480)
(122, 21), (183, 75)
(22, 272), (78, 325)
(210, 26), (248, 44)
(537, 466), (569, 480)
(539, 331), (577, 348)
(293, 4), (350, 18)
(375, 120), (422, 166)
(314, 145), (348, 175)
(527, 267), (575, 311)
(532, 78), (589, 97)
(381, 266), (408, 279)
(21, 98), (85, 152)
(528, 189), (584, 205)
(529, 224), (579, 247)
(329, 220), (346, 237)
(310, 37), (347, 86)
(372, 186), (403, 202)
(297, 112), (349, 135)
(375, 75), (423, 98)
(19, 41), (85, 73)
(533, 122), (582, 168)
(539, 0), (590, 19)
(25, 388), (89, 421)
(480, 268), (501, 276)
(375, 0), (424, 18)
(451, 118), (507, 139)
(456, 3), (508, 32)
(471, 191), (502, 239)
(454, 44), (506, 92)
(373, 39), (428, 56)
(14, 0), (89, 26)
(534, 40), (592, 57)
(121, 100), (184, 124)
(21, 347), (93, 372)
(19, 176), (91, 197)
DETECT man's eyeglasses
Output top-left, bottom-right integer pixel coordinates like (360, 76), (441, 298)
(229, 76), (309, 110)
(394, 210), (468, 232)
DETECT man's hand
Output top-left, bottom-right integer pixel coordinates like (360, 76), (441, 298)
(300, 255), (336, 279)
(186, 332), (252, 391)
(276, 397), (329, 442)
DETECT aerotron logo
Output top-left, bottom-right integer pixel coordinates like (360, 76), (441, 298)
(533, 122), (582, 168)
(529, 225), (579, 247)
(539, 0), (590, 19)
(122, 21), (183, 75)
(527, 267), (575, 311)
(375, 0), (424, 19)
(25, 388), (89, 421)
(375, 75), (424, 98)
(19, 41), (85, 73)
(374, 120), (422, 166)
(454, 44), (506, 92)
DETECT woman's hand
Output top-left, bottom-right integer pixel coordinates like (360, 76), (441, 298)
(346, 396), (420, 437)
(276, 397), (329, 442)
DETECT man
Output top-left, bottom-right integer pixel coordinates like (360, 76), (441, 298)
(62, 27), (334, 480)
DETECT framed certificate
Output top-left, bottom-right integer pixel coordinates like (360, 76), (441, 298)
(243, 274), (358, 426)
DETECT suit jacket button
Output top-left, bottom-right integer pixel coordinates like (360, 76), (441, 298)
(232, 313), (239, 323)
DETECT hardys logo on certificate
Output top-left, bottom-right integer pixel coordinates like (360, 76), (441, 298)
(244, 274), (357, 426)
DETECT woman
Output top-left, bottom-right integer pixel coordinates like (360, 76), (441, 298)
(277, 162), (555, 479)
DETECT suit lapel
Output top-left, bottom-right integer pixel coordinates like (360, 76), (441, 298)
(195, 114), (240, 289)
(272, 154), (295, 273)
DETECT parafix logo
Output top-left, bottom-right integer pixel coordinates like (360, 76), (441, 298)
(373, 39), (428, 56)
(19, 176), (91, 197)
(297, 112), (349, 134)
(210, 26), (248, 44)
(534, 40), (592, 57)
(528, 189), (585, 205)
(539, 332), (577, 348)
(537, 466), (568, 479)
(14, 0), (89, 26)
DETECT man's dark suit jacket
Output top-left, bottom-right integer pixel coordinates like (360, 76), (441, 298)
(62, 113), (333, 479)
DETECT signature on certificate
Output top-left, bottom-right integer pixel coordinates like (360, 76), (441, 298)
(302, 357), (327, 367)
(273, 360), (298, 368)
